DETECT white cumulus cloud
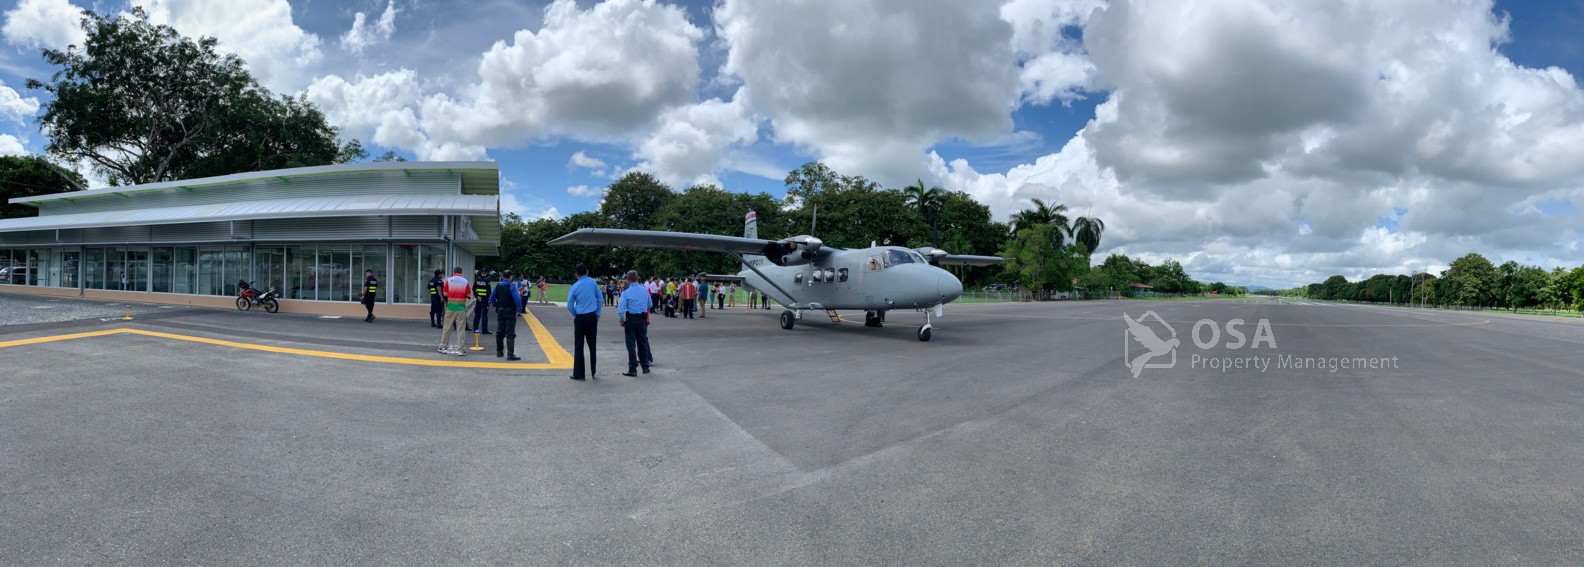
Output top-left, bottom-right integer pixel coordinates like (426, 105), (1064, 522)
(1, 0), (85, 51)
(0, 81), (41, 123)
(341, 0), (397, 55)
(134, 0), (323, 93)
(568, 151), (606, 171)
(0, 134), (26, 156)
(715, 0), (1021, 185)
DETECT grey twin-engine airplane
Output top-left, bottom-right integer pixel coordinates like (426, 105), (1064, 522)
(548, 211), (1002, 341)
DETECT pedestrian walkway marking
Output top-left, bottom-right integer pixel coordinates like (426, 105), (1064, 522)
(0, 311), (572, 370)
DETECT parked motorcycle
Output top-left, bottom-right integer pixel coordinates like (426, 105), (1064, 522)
(235, 280), (280, 313)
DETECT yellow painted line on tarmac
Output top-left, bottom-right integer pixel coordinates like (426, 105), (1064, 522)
(520, 309), (573, 367)
(0, 318), (574, 370)
(0, 328), (125, 348)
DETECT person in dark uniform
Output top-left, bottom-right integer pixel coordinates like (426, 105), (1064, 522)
(491, 270), (524, 360)
(470, 271), (492, 334)
(361, 269), (379, 322)
(427, 269), (445, 328)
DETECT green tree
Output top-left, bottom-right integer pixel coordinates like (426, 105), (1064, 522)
(599, 171), (673, 230)
(0, 155), (88, 218)
(27, 9), (360, 185)
(1503, 265), (1547, 309)
(902, 179), (946, 248)
(1072, 216), (1104, 256)
(1009, 198), (1070, 236)
(1000, 224), (1085, 294)
(1443, 253), (1498, 307)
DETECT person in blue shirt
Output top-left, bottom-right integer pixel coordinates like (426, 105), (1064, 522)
(617, 270), (653, 376)
(489, 269), (525, 360)
(697, 273), (710, 319)
(566, 263), (603, 381)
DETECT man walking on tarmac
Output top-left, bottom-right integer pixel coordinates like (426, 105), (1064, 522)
(470, 271), (492, 334)
(361, 269), (379, 322)
(427, 269), (445, 328)
(491, 270), (524, 360)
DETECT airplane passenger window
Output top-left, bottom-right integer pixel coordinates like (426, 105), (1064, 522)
(824, 268), (835, 282)
(867, 256), (882, 271)
(812, 270), (823, 283)
(838, 268), (848, 282)
(795, 273), (804, 285)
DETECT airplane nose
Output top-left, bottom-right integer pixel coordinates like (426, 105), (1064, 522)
(938, 274), (963, 302)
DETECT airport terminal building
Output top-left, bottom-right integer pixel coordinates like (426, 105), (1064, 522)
(0, 161), (500, 317)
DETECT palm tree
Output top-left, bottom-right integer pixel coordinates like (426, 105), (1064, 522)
(1010, 198), (1070, 237)
(1072, 216), (1105, 255)
(903, 179), (946, 248)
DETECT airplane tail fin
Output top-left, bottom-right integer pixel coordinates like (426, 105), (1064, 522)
(744, 210), (758, 240)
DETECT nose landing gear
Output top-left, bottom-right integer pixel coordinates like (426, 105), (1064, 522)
(918, 309), (933, 341)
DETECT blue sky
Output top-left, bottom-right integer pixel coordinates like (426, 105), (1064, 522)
(2, 0), (1583, 288)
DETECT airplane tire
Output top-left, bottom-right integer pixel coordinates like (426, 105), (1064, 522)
(780, 310), (796, 330)
(864, 311), (883, 327)
(918, 325), (932, 342)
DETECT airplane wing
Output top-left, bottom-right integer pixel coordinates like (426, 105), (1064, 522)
(936, 254), (1004, 267)
(548, 228), (772, 255)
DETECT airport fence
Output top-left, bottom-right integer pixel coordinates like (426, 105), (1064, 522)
(1298, 298), (1584, 318)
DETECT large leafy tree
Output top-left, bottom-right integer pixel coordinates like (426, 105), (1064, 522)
(1443, 252), (1498, 307)
(0, 155), (87, 218)
(599, 171), (673, 229)
(999, 224), (1085, 293)
(27, 9), (361, 185)
(902, 179), (945, 247)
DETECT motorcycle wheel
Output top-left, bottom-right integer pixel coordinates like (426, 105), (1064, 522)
(261, 298), (279, 313)
(236, 297), (251, 311)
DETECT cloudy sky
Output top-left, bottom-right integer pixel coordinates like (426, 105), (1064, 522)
(2, 0), (1582, 288)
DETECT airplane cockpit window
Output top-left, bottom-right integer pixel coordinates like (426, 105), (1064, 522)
(884, 249), (914, 267)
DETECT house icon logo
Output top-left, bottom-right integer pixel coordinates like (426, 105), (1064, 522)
(1123, 311), (1179, 378)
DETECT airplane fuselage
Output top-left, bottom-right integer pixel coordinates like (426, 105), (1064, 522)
(737, 246), (964, 311)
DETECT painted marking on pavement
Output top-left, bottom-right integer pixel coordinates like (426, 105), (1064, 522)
(0, 315), (573, 370)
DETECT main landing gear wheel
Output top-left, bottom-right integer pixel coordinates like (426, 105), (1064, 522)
(918, 325), (932, 341)
(780, 310), (796, 330)
(235, 297), (251, 311)
(864, 311), (884, 327)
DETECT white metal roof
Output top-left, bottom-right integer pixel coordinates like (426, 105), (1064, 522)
(0, 194), (499, 233)
(9, 161), (500, 206)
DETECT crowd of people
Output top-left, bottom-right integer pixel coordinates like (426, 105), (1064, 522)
(418, 266), (774, 382)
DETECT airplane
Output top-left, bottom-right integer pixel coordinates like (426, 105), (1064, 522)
(548, 210), (1002, 341)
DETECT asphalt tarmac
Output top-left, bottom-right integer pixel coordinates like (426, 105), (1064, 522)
(3, 295), (1584, 565)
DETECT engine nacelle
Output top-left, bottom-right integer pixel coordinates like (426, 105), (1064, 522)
(763, 236), (822, 266)
(915, 247), (950, 265)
